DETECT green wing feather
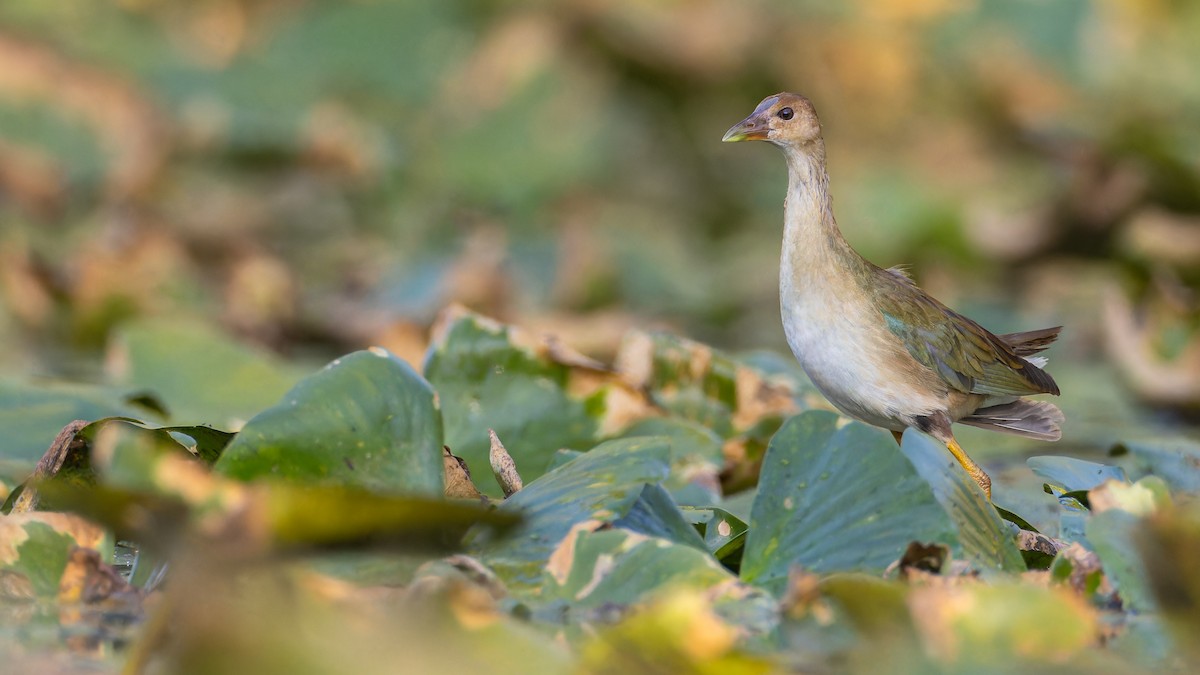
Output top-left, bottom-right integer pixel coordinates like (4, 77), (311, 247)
(873, 270), (1059, 397)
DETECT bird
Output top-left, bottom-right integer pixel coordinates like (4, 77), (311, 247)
(722, 93), (1064, 500)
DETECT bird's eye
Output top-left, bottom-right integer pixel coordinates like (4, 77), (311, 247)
(777, 107), (794, 120)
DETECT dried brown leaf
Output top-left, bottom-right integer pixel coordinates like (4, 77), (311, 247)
(72, 225), (195, 324)
(488, 430), (523, 498)
(0, 241), (57, 327)
(171, 0), (248, 69)
(1054, 543), (1111, 597)
(0, 139), (64, 217)
(522, 310), (648, 361)
(566, 368), (660, 437)
(370, 320), (430, 371)
(731, 364), (801, 431)
(0, 569), (35, 602)
(57, 546), (136, 605)
(1103, 284), (1200, 406)
(223, 251), (297, 344)
(908, 582), (1099, 663)
(441, 227), (513, 315)
(577, 1), (764, 79)
(443, 447), (484, 501)
(886, 541), (950, 578)
(780, 567), (825, 620)
(439, 12), (561, 115)
(9, 419), (89, 514)
(616, 329), (799, 433)
(1014, 530), (1062, 558)
(302, 102), (385, 179)
(1121, 207), (1200, 267)
(0, 35), (168, 200)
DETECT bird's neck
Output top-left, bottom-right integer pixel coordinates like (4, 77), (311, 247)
(780, 142), (872, 294)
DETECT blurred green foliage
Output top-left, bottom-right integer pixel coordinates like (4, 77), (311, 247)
(0, 0), (1198, 381)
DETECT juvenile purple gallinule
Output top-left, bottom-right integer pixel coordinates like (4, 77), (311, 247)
(723, 93), (1064, 499)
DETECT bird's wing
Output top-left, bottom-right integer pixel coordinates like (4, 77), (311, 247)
(872, 273), (1059, 397)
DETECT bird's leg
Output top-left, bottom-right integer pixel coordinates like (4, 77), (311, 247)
(891, 430), (904, 446)
(945, 437), (992, 500)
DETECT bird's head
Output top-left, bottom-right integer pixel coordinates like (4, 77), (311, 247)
(722, 93), (822, 149)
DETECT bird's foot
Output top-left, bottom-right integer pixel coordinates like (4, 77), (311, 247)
(946, 438), (992, 501)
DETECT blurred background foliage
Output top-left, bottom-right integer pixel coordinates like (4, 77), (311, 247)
(1, 1), (1198, 435)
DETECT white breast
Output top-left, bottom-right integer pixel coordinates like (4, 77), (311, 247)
(779, 257), (941, 431)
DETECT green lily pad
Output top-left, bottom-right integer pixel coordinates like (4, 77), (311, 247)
(91, 422), (236, 506)
(612, 483), (705, 550)
(742, 412), (949, 588)
(1135, 503), (1200, 662)
(681, 506), (748, 566)
(108, 318), (300, 427)
(87, 417), (235, 466)
(216, 349), (443, 496)
(817, 573), (918, 639)
(1027, 456), (1128, 493)
(0, 380), (143, 479)
(614, 417), (724, 506)
(742, 411), (1022, 592)
(264, 485), (519, 551)
(44, 478), (517, 559)
(424, 309), (640, 497)
(720, 489), (757, 523)
(542, 528), (733, 609)
(1086, 509), (1156, 612)
(1108, 615), (1177, 671)
(1118, 438), (1200, 493)
(467, 436), (682, 593)
(538, 526), (778, 642)
(1057, 498), (1091, 545)
(3, 416), (235, 514)
(545, 449), (584, 473)
(994, 505), (1039, 533)
(899, 428), (1026, 574)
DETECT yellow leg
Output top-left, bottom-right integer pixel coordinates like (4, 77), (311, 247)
(946, 438), (992, 500)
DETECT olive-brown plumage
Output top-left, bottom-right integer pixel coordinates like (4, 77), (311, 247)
(723, 93), (1064, 499)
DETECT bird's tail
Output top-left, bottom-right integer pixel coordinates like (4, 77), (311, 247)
(959, 399), (1064, 441)
(998, 326), (1061, 356)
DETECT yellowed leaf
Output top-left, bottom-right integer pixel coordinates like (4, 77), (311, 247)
(908, 583), (1098, 664)
(57, 546), (134, 605)
(546, 519), (604, 586)
(0, 512), (107, 566)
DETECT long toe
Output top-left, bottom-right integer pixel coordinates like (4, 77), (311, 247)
(946, 438), (992, 501)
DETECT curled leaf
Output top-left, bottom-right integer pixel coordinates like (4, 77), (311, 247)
(488, 430), (523, 497)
